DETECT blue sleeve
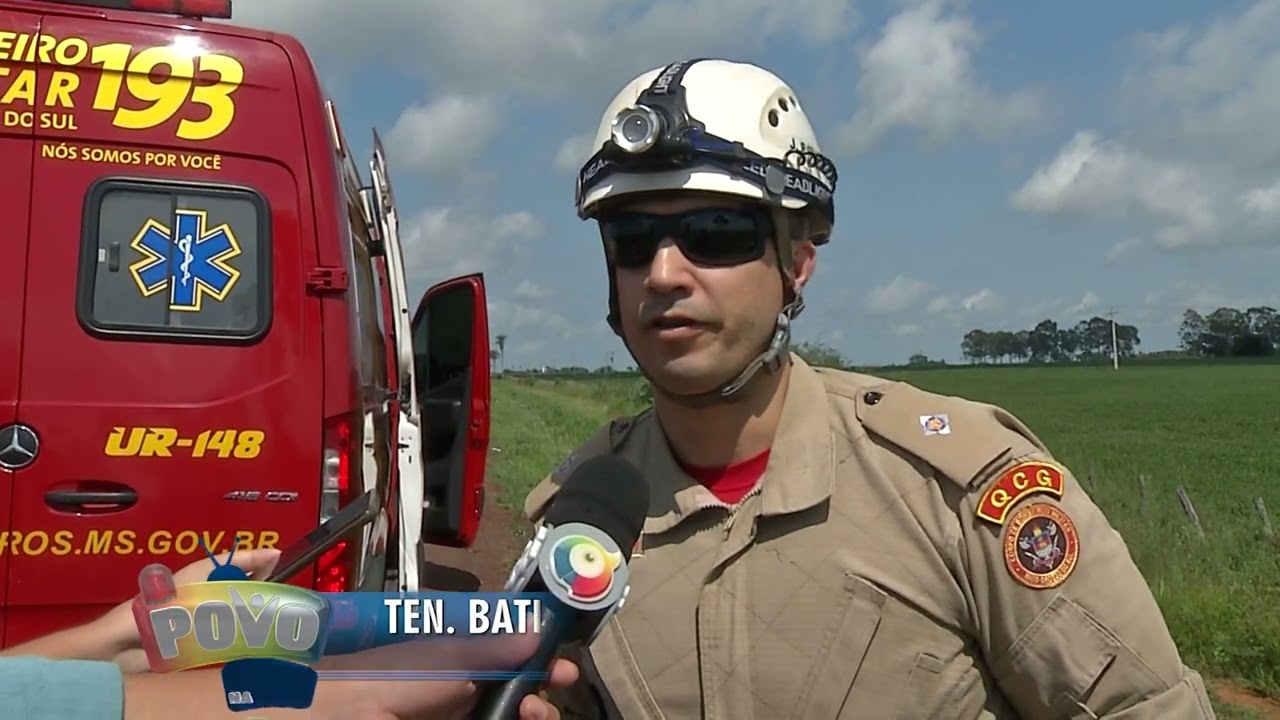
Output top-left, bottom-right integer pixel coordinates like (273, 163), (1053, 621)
(0, 656), (124, 719)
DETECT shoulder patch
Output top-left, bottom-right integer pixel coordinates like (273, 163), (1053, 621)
(975, 460), (1066, 526)
(1002, 501), (1079, 589)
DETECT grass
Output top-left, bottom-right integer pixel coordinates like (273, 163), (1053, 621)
(483, 362), (1280, 709)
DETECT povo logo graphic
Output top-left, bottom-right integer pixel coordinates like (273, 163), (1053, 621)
(134, 539), (325, 711)
(536, 522), (630, 611)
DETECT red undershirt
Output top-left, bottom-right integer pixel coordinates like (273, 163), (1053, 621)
(676, 447), (772, 505)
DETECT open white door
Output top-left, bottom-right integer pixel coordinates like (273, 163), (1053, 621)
(368, 131), (425, 591)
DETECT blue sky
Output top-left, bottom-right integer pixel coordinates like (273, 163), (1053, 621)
(231, 0), (1280, 368)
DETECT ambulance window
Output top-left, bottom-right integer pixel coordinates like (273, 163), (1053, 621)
(78, 180), (270, 341)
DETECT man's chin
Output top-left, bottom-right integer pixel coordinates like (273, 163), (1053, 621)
(643, 357), (739, 397)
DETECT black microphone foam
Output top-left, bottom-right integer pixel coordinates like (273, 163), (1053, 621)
(474, 455), (649, 720)
(542, 454), (649, 563)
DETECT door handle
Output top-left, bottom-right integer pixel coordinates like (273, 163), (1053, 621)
(44, 488), (138, 512)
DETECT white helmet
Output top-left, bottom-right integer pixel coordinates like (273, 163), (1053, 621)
(579, 59), (841, 405)
(575, 58), (838, 238)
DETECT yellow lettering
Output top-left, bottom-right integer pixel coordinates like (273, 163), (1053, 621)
(89, 42), (131, 110)
(174, 531), (200, 555)
(148, 530), (171, 554)
(52, 37), (88, 66)
(1036, 468), (1053, 487)
(38, 111), (76, 130)
(1011, 471), (1029, 491)
(114, 530), (136, 554)
(33, 33), (55, 63)
(0, 32), (16, 61)
(180, 52), (243, 140)
(13, 32), (29, 62)
(22, 531), (48, 555)
(46, 71), (79, 108)
(233, 430), (265, 459)
(0, 529), (281, 556)
(203, 531), (226, 551)
(105, 427), (143, 455)
(257, 530), (279, 550)
(0, 69), (35, 105)
(3, 109), (31, 128)
(51, 531), (74, 556)
(84, 530), (111, 555)
(139, 427), (177, 457)
(114, 45), (193, 131)
(990, 488), (1011, 508)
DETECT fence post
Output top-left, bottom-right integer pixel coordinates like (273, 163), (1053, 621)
(1175, 485), (1205, 538)
(1255, 498), (1274, 542)
(1137, 474), (1148, 519)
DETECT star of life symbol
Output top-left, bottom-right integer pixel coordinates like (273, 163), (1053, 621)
(129, 209), (242, 312)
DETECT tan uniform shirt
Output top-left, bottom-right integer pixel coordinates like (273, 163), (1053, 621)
(523, 354), (1216, 719)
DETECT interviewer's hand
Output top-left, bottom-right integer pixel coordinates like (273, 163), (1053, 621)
(312, 631), (577, 720)
(109, 548), (282, 672)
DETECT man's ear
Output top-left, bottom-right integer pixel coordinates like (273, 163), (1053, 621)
(791, 240), (816, 291)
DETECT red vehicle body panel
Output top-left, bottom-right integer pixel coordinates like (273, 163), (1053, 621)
(0, 7), (328, 643)
(0, 0), (491, 647)
(0, 7), (40, 646)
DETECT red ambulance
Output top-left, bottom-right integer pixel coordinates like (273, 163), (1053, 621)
(0, 0), (490, 646)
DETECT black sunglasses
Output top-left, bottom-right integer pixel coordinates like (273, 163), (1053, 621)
(598, 206), (775, 270)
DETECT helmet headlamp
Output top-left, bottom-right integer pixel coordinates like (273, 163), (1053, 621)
(610, 105), (664, 155)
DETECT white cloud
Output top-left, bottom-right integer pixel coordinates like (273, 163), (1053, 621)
(554, 133), (596, 173)
(891, 323), (923, 336)
(925, 296), (952, 314)
(865, 275), (930, 314)
(401, 207), (543, 289)
(1117, 0), (1280, 169)
(960, 288), (997, 312)
(1013, 0), (1280, 251)
(230, 0), (856, 98)
(385, 95), (501, 175)
(513, 281), (556, 301)
(1137, 280), (1280, 328)
(832, 0), (1042, 154)
(1107, 237), (1143, 263)
(1064, 291), (1100, 318)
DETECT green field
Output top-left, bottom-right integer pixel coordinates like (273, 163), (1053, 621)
(484, 362), (1280, 714)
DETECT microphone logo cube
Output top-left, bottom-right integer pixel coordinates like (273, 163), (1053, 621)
(538, 522), (631, 611)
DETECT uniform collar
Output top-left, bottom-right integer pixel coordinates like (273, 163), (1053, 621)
(639, 353), (836, 535)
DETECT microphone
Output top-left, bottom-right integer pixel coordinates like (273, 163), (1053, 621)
(473, 454), (650, 720)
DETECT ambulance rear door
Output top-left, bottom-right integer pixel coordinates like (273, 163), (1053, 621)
(6, 15), (322, 644)
(0, 6), (40, 647)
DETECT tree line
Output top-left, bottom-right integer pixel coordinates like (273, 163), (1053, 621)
(960, 306), (1279, 363)
(1178, 306), (1278, 357)
(961, 316), (1139, 363)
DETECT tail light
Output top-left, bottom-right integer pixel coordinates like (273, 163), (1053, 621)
(318, 414), (358, 593)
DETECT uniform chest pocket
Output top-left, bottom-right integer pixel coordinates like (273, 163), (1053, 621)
(792, 574), (889, 719)
(796, 576), (982, 720)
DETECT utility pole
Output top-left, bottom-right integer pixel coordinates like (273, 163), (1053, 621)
(1106, 307), (1119, 370)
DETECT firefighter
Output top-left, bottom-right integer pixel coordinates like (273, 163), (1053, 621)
(524, 58), (1215, 719)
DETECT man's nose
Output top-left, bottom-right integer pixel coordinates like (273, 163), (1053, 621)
(644, 238), (694, 292)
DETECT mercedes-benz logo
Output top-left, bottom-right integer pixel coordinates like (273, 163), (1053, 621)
(0, 424), (39, 470)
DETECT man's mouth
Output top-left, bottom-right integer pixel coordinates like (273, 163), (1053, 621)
(650, 315), (701, 329)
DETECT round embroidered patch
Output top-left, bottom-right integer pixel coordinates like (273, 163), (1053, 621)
(1002, 502), (1079, 589)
